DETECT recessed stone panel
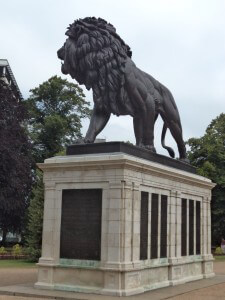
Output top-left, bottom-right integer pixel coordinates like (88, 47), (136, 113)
(196, 201), (201, 254)
(60, 189), (102, 260)
(189, 199), (194, 255)
(151, 193), (159, 259)
(160, 195), (167, 258)
(181, 198), (187, 256)
(140, 191), (148, 260)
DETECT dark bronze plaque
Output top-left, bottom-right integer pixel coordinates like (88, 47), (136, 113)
(196, 201), (201, 254)
(151, 193), (159, 259)
(181, 198), (187, 256)
(189, 199), (194, 255)
(60, 189), (102, 260)
(160, 195), (167, 258)
(140, 191), (149, 260)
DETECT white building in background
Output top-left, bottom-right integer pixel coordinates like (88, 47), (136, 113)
(0, 59), (23, 100)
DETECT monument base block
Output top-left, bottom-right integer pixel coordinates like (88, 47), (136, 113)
(36, 143), (214, 296)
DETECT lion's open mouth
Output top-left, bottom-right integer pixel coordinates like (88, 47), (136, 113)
(57, 46), (68, 74)
(61, 62), (68, 75)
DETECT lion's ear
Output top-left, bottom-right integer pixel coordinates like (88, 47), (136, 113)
(66, 25), (81, 39)
(66, 29), (74, 38)
(66, 29), (71, 37)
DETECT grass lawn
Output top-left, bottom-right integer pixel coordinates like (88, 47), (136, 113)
(214, 255), (225, 261)
(0, 259), (36, 268)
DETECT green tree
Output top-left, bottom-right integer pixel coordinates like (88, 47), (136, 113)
(0, 79), (33, 244)
(25, 75), (90, 162)
(25, 76), (90, 260)
(187, 113), (225, 245)
(25, 170), (44, 261)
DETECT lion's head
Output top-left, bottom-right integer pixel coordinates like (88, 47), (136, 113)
(57, 17), (132, 115)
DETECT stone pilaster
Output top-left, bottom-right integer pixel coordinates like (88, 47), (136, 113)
(207, 198), (212, 255)
(202, 194), (214, 278)
(39, 181), (56, 265)
(106, 181), (123, 265)
(169, 191), (177, 259)
(175, 191), (182, 258)
(202, 197), (208, 255)
(132, 183), (141, 264)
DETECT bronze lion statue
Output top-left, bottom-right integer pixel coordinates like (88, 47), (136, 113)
(57, 17), (187, 161)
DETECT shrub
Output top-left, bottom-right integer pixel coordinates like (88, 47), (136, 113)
(0, 246), (7, 255)
(12, 244), (22, 256)
(215, 247), (223, 255)
(26, 247), (41, 262)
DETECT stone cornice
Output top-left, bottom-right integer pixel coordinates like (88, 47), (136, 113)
(37, 153), (215, 190)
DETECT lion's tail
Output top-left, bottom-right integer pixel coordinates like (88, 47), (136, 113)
(161, 124), (175, 158)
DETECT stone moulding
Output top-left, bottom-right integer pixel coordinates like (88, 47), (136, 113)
(38, 153), (214, 190)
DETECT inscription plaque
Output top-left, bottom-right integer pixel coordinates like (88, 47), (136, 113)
(196, 201), (201, 254)
(60, 189), (102, 260)
(160, 195), (167, 258)
(181, 198), (187, 256)
(140, 191), (149, 260)
(189, 199), (194, 255)
(151, 193), (159, 259)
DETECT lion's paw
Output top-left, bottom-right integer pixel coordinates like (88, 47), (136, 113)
(179, 158), (190, 164)
(144, 145), (156, 153)
(74, 138), (86, 144)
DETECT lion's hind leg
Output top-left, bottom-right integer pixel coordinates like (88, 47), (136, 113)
(133, 102), (156, 153)
(133, 116), (143, 147)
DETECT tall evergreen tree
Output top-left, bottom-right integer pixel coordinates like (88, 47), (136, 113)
(0, 79), (32, 244)
(25, 76), (90, 260)
(187, 113), (225, 245)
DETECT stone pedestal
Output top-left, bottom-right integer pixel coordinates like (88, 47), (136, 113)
(35, 144), (215, 296)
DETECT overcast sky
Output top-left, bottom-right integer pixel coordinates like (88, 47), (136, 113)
(1, 0), (224, 156)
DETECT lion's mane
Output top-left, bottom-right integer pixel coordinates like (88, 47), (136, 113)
(64, 17), (132, 115)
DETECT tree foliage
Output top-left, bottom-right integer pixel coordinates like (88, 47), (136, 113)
(0, 80), (33, 244)
(25, 76), (90, 260)
(25, 75), (90, 162)
(187, 113), (225, 245)
(25, 170), (44, 261)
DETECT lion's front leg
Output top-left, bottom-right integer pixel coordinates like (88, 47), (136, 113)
(84, 105), (110, 143)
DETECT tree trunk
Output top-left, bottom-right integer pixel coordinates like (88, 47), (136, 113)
(2, 228), (7, 246)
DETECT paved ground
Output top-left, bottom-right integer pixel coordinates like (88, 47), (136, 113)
(0, 268), (37, 288)
(0, 261), (225, 299)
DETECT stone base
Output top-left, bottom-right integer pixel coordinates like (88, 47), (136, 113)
(35, 256), (214, 296)
(36, 146), (215, 296)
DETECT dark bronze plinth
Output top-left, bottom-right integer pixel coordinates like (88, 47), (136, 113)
(66, 142), (196, 174)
